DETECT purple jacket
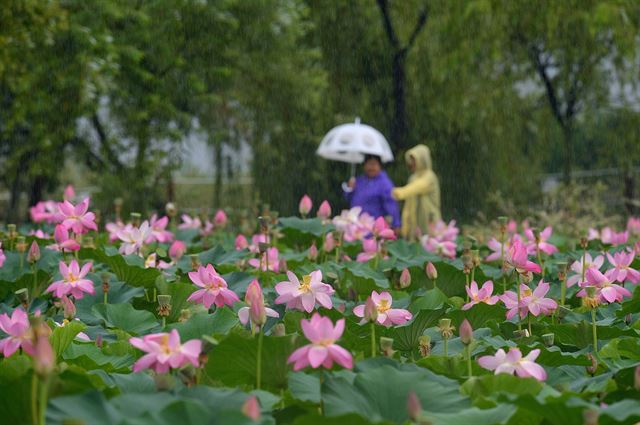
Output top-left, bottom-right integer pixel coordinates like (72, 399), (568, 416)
(343, 171), (401, 228)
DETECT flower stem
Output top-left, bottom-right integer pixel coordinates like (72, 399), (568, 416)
(319, 370), (324, 415)
(370, 323), (376, 358)
(443, 336), (448, 357)
(537, 247), (544, 279)
(465, 274), (470, 303)
(466, 345), (472, 378)
(591, 309), (598, 353)
(104, 290), (108, 304)
(31, 372), (38, 425)
(517, 275), (522, 331)
(560, 274), (567, 307)
(38, 376), (49, 425)
(256, 330), (263, 390)
(528, 315), (532, 336)
(432, 278), (437, 289)
(162, 317), (166, 328)
(581, 249), (587, 283)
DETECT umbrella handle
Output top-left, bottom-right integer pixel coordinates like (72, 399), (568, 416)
(350, 163), (356, 178)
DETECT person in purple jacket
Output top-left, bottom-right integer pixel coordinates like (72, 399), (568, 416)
(342, 154), (401, 232)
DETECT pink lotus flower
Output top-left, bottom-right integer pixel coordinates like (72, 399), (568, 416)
(187, 264), (239, 309)
(287, 313), (352, 370)
(30, 201), (59, 224)
(214, 209), (228, 227)
(146, 214), (173, 244)
(463, 280), (500, 310)
(29, 229), (50, 239)
(566, 253), (604, 287)
(238, 280), (279, 327)
(317, 200), (332, 220)
(500, 284), (529, 320)
(54, 320), (90, 342)
(332, 207), (376, 242)
(105, 220), (127, 242)
(235, 234), (249, 251)
(372, 217), (396, 240)
(485, 236), (521, 262)
(525, 226), (558, 256)
(275, 270), (334, 312)
(46, 260), (95, 299)
(505, 240), (541, 274)
(249, 234), (268, 253)
(506, 219), (518, 235)
(578, 268), (631, 303)
(600, 227), (628, 246)
(168, 240), (186, 260)
(248, 247), (281, 272)
(628, 217), (640, 235)
(201, 219), (214, 237)
(324, 232), (336, 252)
(520, 280), (557, 316)
(58, 198), (98, 234)
(605, 251), (640, 284)
(178, 214), (202, 230)
(356, 238), (378, 262)
(353, 291), (412, 327)
(0, 243), (5, 268)
(0, 308), (34, 357)
(144, 253), (172, 270)
(299, 195), (313, 216)
(478, 347), (546, 381)
(47, 224), (81, 252)
(587, 228), (600, 241)
(242, 396), (261, 421)
(117, 221), (152, 255)
(130, 329), (201, 373)
(421, 236), (457, 259)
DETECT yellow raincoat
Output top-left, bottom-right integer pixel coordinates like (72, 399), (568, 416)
(392, 145), (441, 240)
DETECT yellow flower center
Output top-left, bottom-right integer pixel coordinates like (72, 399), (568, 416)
(160, 334), (171, 354)
(299, 275), (312, 293)
(377, 299), (390, 313)
(523, 288), (533, 297)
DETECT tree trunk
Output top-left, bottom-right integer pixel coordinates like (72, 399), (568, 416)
(28, 175), (46, 207)
(623, 167), (635, 215)
(562, 126), (573, 184)
(213, 138), (223, 208)
(391, 51), (408, 151)
(133, 137), (150, 212)
(6, 163), (25, 223)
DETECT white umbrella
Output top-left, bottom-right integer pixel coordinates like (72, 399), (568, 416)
(316, 118), (394, 170)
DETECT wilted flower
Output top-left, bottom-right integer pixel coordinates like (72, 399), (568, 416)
(46, 260), (95, 299)
(130, 329), (202, 373)
(275, 270), (334, 312)
(187, 264), (239, 309)
(478, 347), (546, 381)
(353, 291), (412, 327)
(287, 313), (352, 370)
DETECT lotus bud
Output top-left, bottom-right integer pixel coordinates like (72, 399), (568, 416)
(323, 232), (335, 252)
(213, 209), (227, 227)
(317, 200), (331, 220)
(542, 333), (555, 347)
(399, 268), (412, 288)
(27, 241), (40, 263)
(32, 319), (54, 377)
(169, 240), (186, 260)
(407, 391), (422, 422)
(308, 242), (318, 261)
(459, 319), (473, 345)
(426, 262), (437, 280)
(130, 212), (141, 227)
(235, 234), (249, 250)
(380, 337), (395, 357)
(298, 194), (312, 217)
(179, 309), (191, 323)
(61, 295), (76, 320)
(15, 288), (29, 309)
(418, 335), (431, 357)
(16, 236), (27, 254)
(364, 296), (378, 323)
(242, 395), (261, 421)
(190, 254), (200, 271)
(64, 184), (75, 201)
(157, 295), (172, 318)
(271, 323), (286, 337)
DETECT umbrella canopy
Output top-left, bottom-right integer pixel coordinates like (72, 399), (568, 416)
(316, 118), (394, 164)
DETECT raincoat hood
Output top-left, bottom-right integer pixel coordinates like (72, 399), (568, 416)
(405, 144), (432, 173)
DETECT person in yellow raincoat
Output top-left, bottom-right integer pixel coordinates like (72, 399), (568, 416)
(391, 144), (441, 240)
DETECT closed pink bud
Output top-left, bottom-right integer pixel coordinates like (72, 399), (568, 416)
(308, 242), (318, 261)
(407, 391), (422, 421)
(63, 184), (75, 201)
(169, 240), (186, 260)
(32, 321), (54, 377)
(246, 280), (267, 326)
(27, 241), (41, 263)
(364, 296), (378, 323)
(317, 200), (331, 220)
(242, 395), (261, 421)
(235, 234), (249, 251)
(299, 195), (313, 216)
(460, 319), (473, 345)
(399, 268), (411, 288)
(426, 262), (438, 280)
(324, 232), (335, 252)
(60, 295), (76, 320)
(214, 209), (227, 227)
